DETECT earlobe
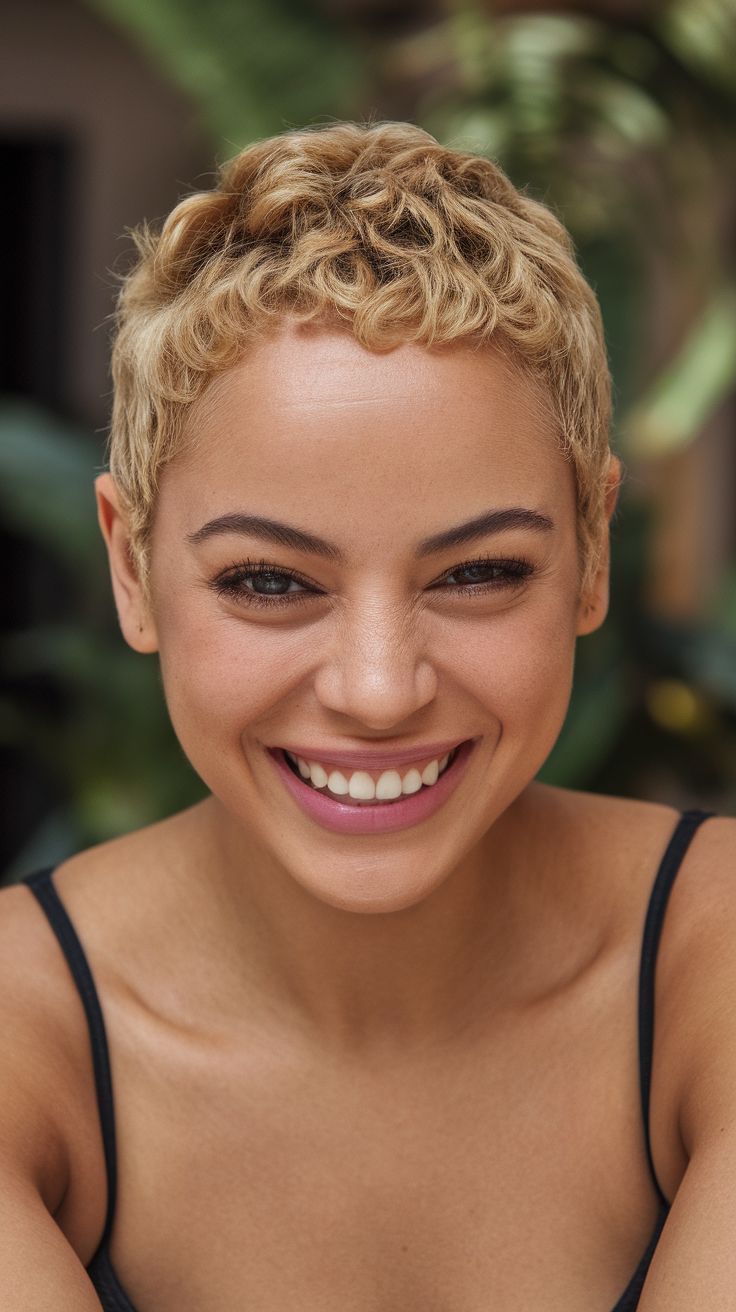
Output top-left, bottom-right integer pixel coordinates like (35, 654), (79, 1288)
(577, 592), (604, 635)
(577, 543), (611, 636)
(94, 474), (158, 653)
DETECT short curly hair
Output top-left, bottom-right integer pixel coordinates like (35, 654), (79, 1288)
(109, 120), (611, 590)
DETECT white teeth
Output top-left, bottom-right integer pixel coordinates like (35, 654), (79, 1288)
(376, 769), (402, 799)
(327, 770), (349, 795)
(309, 761), (328, 789)
(292, 751), (455, 800)
(348, 771), (375, 800)
(401, 768), (422, 795)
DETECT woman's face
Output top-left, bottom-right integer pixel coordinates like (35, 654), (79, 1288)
(100, 327), (611, 912)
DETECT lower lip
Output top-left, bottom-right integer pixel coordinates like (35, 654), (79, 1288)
(270, 741), (474, 835)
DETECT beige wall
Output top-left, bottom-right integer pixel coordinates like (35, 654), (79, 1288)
(0, 0), (214, 427)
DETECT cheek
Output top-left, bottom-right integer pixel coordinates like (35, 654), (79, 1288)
(154, 599), (319, 756)
(436, 591), (577, 739)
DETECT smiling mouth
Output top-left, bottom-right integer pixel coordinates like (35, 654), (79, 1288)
(283, 747), (460, 806)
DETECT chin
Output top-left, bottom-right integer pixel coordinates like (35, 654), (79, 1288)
(289, 857), (452, 915)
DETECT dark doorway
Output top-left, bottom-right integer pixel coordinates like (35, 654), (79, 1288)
(0, 137), (71, 407)
(0, 135), (73, 875)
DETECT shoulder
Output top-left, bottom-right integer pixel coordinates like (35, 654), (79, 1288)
(0, 804), (197, 1162)
(48, 801), (210, 959)
(528, 783), (683, 893)
(527, 794), (736, 1204)
(0, 877), (78, 1050)
(0, 879), (91, 1201)
(538, 791), (736, 962)
(0, 880), (113, 1277)
(530, 780), (678, 835)
(656, 812), (736, 995)
(645, 815), (736, 1189)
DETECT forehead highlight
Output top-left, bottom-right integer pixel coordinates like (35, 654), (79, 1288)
(185, 329), (560, 450)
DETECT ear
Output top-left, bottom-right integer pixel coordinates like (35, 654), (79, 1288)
(95, 473), (158, 653)
(576, 456), (622, 637)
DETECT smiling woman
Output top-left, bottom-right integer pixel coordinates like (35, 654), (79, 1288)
(1, 122), (736, 1312)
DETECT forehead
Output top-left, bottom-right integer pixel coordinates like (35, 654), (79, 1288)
(165, 327), (573, 544)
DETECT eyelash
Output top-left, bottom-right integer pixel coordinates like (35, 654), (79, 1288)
(211, 559), (321, 608)
(211, 556), (534, 608)
(430, 557), (534, 591)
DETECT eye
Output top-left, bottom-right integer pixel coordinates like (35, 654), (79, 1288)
(245, 571), (304, 595)
(211, 561), (318, 604)
(434, 558), (533, 589)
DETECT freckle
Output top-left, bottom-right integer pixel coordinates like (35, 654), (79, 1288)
(402, 1245), (408, 1252)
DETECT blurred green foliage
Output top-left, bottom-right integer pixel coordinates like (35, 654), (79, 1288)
(0, 404), (205, 877)
(86, 0), (367, 148)
(3, 0), (736, 879)
(402, 0), (736, 800)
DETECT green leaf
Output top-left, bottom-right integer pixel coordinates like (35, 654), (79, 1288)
(660, 0), (736, 98)
(0, 401), (102, 567)
(85, 0), (367, 149)
(624, 289), (736, 456)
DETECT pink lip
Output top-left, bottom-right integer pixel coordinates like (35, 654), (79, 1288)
(270, 740), (474, 835)
(279, 741), (463, 771)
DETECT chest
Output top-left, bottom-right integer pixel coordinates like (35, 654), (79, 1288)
(106, 993), (659, 1312)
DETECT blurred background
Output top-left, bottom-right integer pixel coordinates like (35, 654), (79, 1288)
(1, 0), (735, 881)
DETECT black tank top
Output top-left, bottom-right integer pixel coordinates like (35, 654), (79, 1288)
(25, 809), (712, 1312)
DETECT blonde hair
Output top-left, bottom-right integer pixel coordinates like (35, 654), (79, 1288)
(110, 121), (611, 589)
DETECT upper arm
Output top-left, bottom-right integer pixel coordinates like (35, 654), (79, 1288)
(0, 884), (106, 1308)
(641, 816), (736, 1307)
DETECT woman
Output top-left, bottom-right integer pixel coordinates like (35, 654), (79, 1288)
(1, 121), (734, 1311)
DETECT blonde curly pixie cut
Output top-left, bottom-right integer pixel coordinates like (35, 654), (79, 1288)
(109, 121), (611, 591)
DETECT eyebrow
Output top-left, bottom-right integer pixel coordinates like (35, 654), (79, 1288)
(417, 508), (554, 556)
(186, 513), (342, 561)
(187, 506), (554, 563)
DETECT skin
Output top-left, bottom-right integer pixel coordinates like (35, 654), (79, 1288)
(1, 326), (736, 1311)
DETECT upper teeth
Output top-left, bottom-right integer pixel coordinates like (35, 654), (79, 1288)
(290, 753), (452, 800)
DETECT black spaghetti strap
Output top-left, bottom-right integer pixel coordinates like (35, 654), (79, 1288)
(638, 810), (713, 1206)
(25, 867), (117, 1247)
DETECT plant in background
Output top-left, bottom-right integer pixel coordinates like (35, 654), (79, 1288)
(373, 0), (736, 800)
(1, 0), (369, 881)
(0, 403), (206, 879)
(86, 0), (367, 148)
(3, 0), (736, 881)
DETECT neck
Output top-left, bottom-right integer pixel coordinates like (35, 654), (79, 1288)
(176, 788), (588, 1047)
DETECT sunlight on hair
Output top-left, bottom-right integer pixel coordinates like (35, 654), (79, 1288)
(109, 121), (611, 593)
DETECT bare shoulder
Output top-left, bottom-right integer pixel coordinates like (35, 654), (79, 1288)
(645, 815), (736, 1179)
(0, 803), (191, 975)
(0, 878), (114, 1291)
(0, 880), (93, 1208)
(0, 806), (203, 1261)
(531, 780), (679, 834)
(528, 789), (736, 1204)
(0, 878), (80, 1061)
(529, 782), (683, 891)
(52, 799), (209, 910)
(656, 812), (736, 985)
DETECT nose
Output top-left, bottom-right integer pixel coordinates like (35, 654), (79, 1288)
(313, 596), (437, 731)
